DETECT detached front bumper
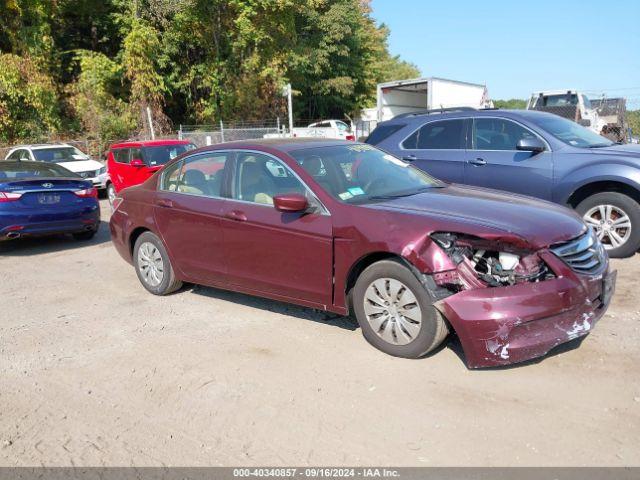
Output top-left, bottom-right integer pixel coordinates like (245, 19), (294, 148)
(435, 250), (616, 368)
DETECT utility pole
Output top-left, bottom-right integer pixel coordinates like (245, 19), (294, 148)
(283, 83), (294, 137)
(146, 106), (155, 140)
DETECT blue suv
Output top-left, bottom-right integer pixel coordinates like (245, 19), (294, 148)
(367, 108), (640, 258)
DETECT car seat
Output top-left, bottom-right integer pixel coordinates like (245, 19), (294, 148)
(179, 169), (209, 195)
(240, 161), (275, 205)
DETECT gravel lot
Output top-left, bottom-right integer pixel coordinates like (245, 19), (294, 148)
(1, 199), (639, 466)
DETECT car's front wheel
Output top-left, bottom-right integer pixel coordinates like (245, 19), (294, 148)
(352, 259), (449, 358)
(133, 231), (183, 295)
(577, 192), (640, 258)
(107, 183), (116, 206)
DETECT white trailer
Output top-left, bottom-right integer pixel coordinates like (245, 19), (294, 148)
(375, 77), (492, 122)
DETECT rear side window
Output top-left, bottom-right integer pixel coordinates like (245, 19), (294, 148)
(365, 124), (405, 145)
(402, 120), (465, 150)
(162, 153), (228, 198)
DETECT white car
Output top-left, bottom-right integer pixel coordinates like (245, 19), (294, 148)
(307, 120), (354, 140)
(4, 144), (108, 190)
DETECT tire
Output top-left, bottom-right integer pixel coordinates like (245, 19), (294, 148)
(576, 192), (640, 258)
(352, 259), (449, 358)
(72, 228), (98, 241)
(133, 231), (183, 295)
(107, 183), (116, 206)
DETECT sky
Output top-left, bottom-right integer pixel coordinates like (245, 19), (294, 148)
(370, 0), (640, 107)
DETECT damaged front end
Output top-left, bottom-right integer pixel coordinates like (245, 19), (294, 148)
(422, 230), (616, 368)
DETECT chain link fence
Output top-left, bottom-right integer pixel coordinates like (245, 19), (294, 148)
(178, 121), (282, 147)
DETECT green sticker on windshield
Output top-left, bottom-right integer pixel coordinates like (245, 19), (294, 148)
(348, 187), (364, 196)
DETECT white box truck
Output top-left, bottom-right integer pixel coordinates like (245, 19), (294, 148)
(374, 77), (492, 122)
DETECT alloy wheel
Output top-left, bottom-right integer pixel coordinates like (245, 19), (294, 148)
(363, 278), (422, 346)
(583, 204), (632, 250)
(137, 242), (164, 287)
(107, 184), (116, 205)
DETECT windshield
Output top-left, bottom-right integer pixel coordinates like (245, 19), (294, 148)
(289, 144), (442, 204)
(529, 115), (614, 148)
(32, 147), (88, 163)
(142, 144), (196, 166)
(0, 162), (79, 179)
(536, 94), (578, 107)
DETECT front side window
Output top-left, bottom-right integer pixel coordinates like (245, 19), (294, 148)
(402, 120), (465, 150)
(142, 144), (196, 167)
(162, 153), (228, 198)
(290, 144), (442, 204)
(234, 152), (306, 205)
(112, 149), (130, 164)
(473, 118), (538, 151)
(32, 147), (87, 162)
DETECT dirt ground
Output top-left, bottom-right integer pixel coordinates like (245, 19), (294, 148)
(1, 199), (639, 467)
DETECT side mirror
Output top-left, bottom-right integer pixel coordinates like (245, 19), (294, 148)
(579, 119), (592, 127)
(130, 158), (145, 167)
(516, 138), (546, 154)
(273, 193), (308, 213)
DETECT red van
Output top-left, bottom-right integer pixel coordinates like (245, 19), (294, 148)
(106, 140), (195, 203)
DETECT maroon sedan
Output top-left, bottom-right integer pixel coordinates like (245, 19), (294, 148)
(109, 139), (616, 368)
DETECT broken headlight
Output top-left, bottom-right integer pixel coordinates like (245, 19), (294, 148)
(430, 232), (554, 287)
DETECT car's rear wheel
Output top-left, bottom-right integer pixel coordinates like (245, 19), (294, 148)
(352, 259), (449, 358)
(133, 232), (182, 295)
(577, 192), (640, 258)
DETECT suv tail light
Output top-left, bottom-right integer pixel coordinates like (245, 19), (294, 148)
(0, 192), (22, 202)
(74, 188), (98, 198)
(346, 134), (356, 141)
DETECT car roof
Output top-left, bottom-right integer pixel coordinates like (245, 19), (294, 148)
(8, 143), (74, 150)
(110, 139), (193, 149)
(382, 108), (557, 124)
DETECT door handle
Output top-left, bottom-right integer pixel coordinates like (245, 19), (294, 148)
(156, 199), (174, 208)
(402, 155), (417, 162)
(468, 158), (487, 166)
(225, 210), (247, 222)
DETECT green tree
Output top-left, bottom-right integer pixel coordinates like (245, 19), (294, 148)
(67, 51), (136, 148)
(493, 98), (527, 109)
(0, 54), (61, 142)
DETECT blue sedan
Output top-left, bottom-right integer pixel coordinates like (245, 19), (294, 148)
(0, 161), (100, 241)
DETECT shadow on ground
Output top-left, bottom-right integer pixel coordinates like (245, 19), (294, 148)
(190, 284), (359, 331)
(0, 220), (111, 257)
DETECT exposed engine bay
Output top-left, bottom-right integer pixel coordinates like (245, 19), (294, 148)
(431, 232), (555, 288)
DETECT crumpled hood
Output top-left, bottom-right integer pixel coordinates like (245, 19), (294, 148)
(368, 185), (586, 249)
(57, 159), (103, 173)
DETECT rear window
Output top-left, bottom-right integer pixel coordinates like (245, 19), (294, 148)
(0, 162), (78, 179)
(402, 119), (466, 150)
(142, 144), (196, 166)
(365, 124), (405, 145)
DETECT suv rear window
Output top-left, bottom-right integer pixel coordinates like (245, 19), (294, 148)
(365, 124), (405, 145)
(402, 119), (466, 150)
